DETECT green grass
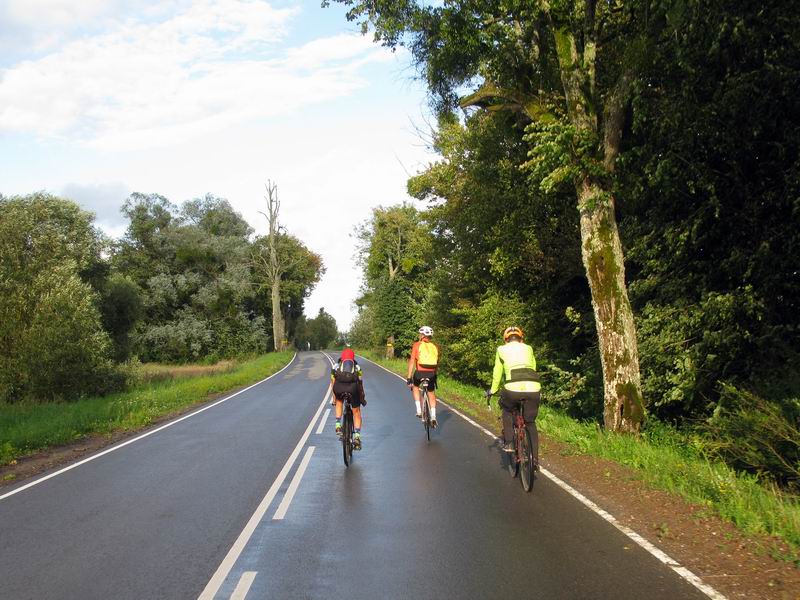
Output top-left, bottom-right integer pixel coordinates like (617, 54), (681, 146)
(360, 350), (800, 556)
(0, 352), (294, 466)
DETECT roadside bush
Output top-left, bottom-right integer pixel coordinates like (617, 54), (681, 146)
(700, 383), (800, 491)
(134, 311), (267, 363)
(211, 314), (268, 358)
(99, 273), (143, 361)
(134, 313), (214, 363)
(635, 289), (763, 423)
(0, 263), (116, 402)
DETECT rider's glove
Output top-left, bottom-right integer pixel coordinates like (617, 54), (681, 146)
(484, 389), (492, 399)
(406, 377), (413, 386)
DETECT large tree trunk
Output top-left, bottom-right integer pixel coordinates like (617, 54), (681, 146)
(578, 178), (645, 432)
(271, 278), (284, 351)
(547, 17), (646, 432)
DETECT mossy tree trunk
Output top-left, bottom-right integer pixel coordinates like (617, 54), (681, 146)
(578, 179), (645, 432)
(549, 12), (645, 433)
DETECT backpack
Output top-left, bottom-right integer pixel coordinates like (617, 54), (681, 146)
(334, 359), (358, 383)
(417, 341), (439, 369)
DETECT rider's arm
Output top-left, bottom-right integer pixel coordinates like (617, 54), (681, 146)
(490, 349), (503, 395)
(406, 343), (417, 380)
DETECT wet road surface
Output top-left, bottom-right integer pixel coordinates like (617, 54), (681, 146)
(0, 352), (712, 599)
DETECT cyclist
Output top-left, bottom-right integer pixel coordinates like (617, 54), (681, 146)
(330, 347), (366, 449)
(406, 326), (440, 427)
(489, 327), (541, 461)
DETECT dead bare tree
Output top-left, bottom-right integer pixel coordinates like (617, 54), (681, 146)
(256, 180), (286, 351)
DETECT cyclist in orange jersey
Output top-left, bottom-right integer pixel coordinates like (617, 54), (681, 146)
(406, 326), (440, 427)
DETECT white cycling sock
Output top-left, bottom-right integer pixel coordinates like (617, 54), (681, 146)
(415, 400), (421, 414)
(430, 406), (436, 420)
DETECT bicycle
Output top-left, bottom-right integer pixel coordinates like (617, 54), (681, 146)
(340, 392), (355, 467)
(419, 377), (433, 441)
(487, 391), (536, 492)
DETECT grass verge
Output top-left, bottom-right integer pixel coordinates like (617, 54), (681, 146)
(138, 360), (237, 384)
(0, 351), (294, 466)
(360, 350), (800, 557)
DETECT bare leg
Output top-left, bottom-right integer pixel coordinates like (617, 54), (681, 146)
(335, 399), (343, 419)
(353, 407), (362, 429)
(411, 385), (421, 414)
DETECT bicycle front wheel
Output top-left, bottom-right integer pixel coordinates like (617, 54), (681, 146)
(520, 426), (535, 492)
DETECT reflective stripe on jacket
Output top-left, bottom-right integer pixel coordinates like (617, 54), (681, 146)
(490, 341), (540, 394)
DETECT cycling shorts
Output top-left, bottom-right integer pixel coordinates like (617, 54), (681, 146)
(333, 380), (364, 407)
(413, 370), (437, 391)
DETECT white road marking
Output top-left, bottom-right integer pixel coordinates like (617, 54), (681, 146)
(315, 409), (330, 434)
(0, 353), (299, 503)
(358, 354), (727, 600)
(272, 446), (315, 520)
(229, 572), (257, 600)
(197, 385), (330, 600)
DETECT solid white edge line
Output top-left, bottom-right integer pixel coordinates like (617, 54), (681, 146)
(272, 446), (315, 520)
(357, 354), (727, 600)
(315, 409), (330, 435)
(0, 353), (299, 503)
(197, 386), (330, 600)
(229, 571), (257, 600)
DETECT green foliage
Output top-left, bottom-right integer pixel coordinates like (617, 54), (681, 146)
(348, 304), (382, 349)
(12, 263), (116, 401)
(440, 292), (530, 387)
(99, 273), (143, 361)
(295, 308), (338, 350)
(0, 188), (320, 402)
(0, 194), (116, 402)
(701, 384), (800, 491)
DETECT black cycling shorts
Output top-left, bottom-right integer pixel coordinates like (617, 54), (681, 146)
(333, 380), (364, 407)
(413, 370), (437, 391)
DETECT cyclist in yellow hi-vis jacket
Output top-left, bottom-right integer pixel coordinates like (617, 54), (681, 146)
(489, 327), (541, 460)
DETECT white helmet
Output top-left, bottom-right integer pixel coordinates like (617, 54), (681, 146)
(418, 325), (433, 337)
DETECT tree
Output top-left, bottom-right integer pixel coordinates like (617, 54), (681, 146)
(300, 308), (338, 350)
(328, 0), (651, 431)
(354, 204), (431, 352)
(0, 194), (114, 401)
(256, 181), (289, 350)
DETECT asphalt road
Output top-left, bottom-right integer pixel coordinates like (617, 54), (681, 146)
(0, 352), (712, 600)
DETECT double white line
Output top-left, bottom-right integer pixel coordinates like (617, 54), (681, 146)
(198, 356), (334, 600)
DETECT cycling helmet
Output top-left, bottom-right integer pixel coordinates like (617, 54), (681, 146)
(341, 348), (355, 361)
(503, 326), (524, 341)
(418, 325), (434, 337)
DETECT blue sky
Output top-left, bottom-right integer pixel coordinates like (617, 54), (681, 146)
(0, 0), (435, 330)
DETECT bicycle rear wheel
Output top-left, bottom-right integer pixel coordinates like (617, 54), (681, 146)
(342, 410), (353, 467)
(520, 426), (535, 492)
(423, 391), (431, 441)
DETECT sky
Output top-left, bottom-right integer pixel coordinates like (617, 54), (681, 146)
(0, 0), (437, 330)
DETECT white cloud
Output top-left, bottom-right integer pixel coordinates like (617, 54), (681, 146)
(5, 0), (113, 28)
(61, 181), (131, 233)
(0, 0), (391, 150)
